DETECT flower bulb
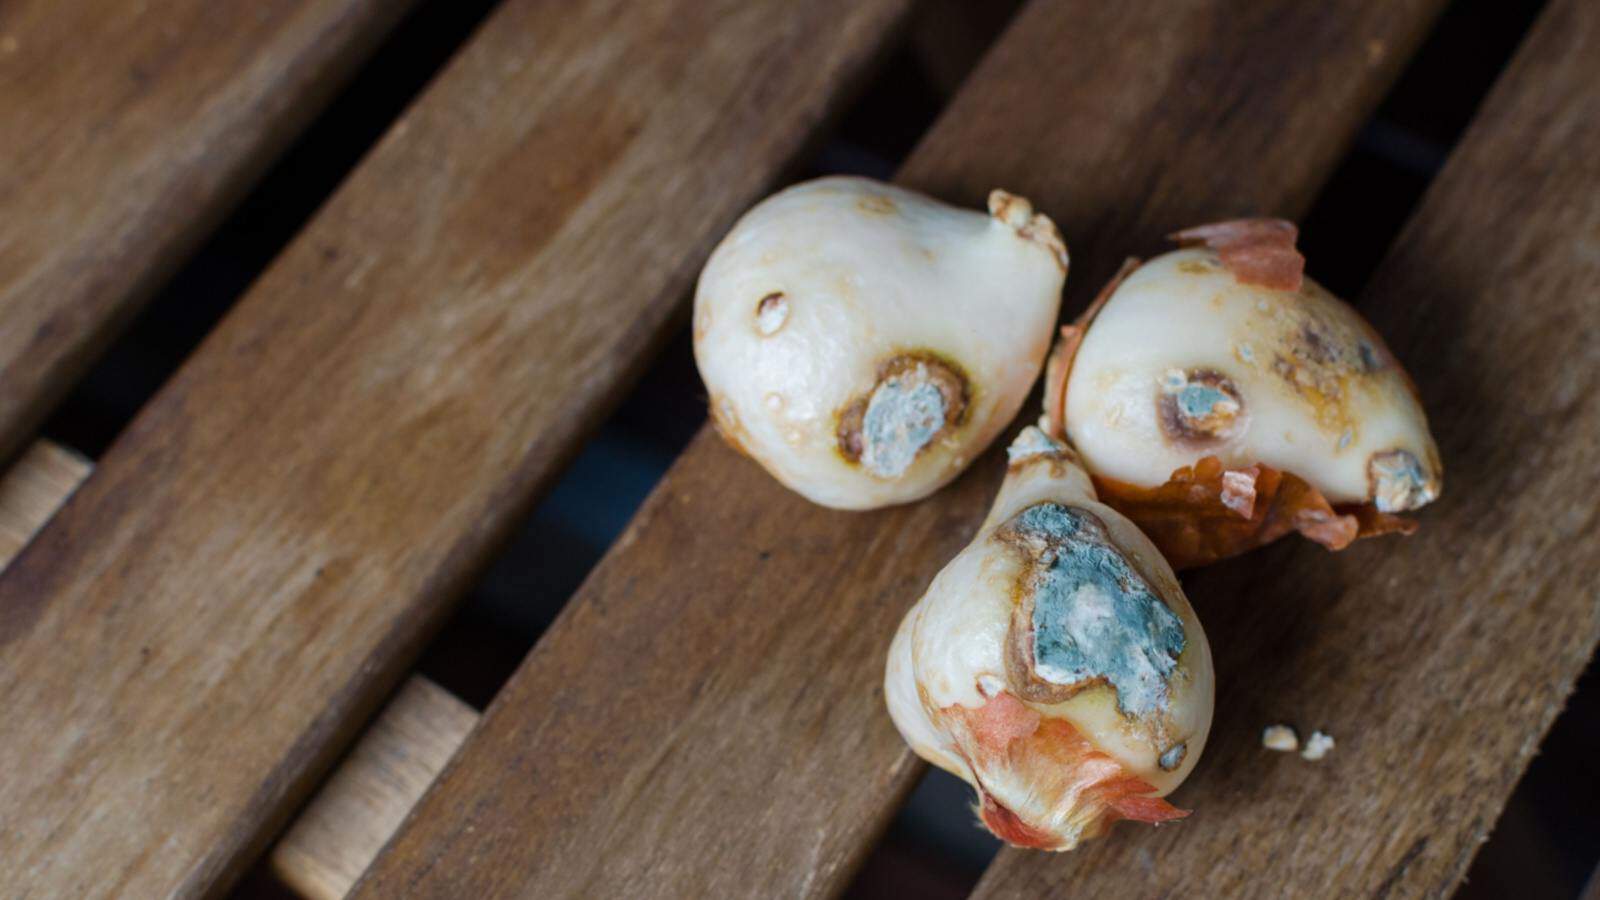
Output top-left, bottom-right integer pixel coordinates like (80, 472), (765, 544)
(1043, 220), (1441, 567)
(886, 427), (1213, 850)
(694, 176), (1067, 509)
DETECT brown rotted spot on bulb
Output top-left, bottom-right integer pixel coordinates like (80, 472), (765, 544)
(1158, 369), (1245, 446)
(1005, 611), (1108, 707)
(1297, 323), (1339, 365)
(836, 398), (867, 462)
(1258, 293), (1391, 438)
(835, 352), (969, 478)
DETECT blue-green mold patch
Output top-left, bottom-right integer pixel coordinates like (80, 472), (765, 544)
(1008, 504), (1186, 719)
(1158, 368), (1242, 443)
(1177, 383), (1231, 419)
(860, 370), (945, 477)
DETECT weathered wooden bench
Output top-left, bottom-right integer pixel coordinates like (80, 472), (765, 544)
(2, 0), (1596, 896)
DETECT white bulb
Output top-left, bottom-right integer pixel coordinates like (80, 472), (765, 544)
(886, 427), (1213, 850)
(694, 176), (1067, 510)
(1045, 220), (1441, 567)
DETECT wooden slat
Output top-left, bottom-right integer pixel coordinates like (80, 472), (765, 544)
(975, 0), (1600, 894)
(0, 438), (474, 900)
(0, 0), (914, 895)
(0, 0), (417, 464)
(351, 2), (1450, 897)
(272, 676), (479, 900)
(0, 441), (90, 566)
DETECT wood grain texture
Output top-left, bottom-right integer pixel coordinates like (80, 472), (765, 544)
(0, 441), (89, 566)
(0, 0), (913, 896)
(976, 0), (1600, 895)
(272, 676), (478, 900)
(352, 2), (1448, 897)
(0, 440), (478, 900)
(0, 438), (88, 563)
(0, 0), (416, 465)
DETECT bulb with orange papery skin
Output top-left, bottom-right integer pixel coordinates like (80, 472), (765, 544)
(1042, 219), (1442, 569)
(885, 427), (1213, 850)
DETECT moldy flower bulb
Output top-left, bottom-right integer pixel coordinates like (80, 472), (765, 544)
(694, 176), (1067, 510)
(886, 427), (1213, 850)
(1044, 220), (1442, 568)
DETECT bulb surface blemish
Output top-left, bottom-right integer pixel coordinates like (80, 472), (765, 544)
(1177, 384), (1230, 419)
(1358, 341), (1382, 372)
(1159, 369), (1243, 444)
(857, 193), (897, 215)
(837, 354), (967, 478)
(860, 368), (946, 478)
(1369, 449), (1437, 512)
(1004, 504), (1186, 719)
(1159, 743), (1187, 771)
(755, 292), (789, 335)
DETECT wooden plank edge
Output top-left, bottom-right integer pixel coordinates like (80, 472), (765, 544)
(0, 440), (90, 565)
(271, 676), (479, 900)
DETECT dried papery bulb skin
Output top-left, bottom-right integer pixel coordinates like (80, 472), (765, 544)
(1045, 220), (1442, 567)
(885, 427), (1214, 850)
(693, 176), (1067, 510)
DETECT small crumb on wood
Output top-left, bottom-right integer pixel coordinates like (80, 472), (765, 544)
(1301, 731), (1335, 761)
(1262, 724), (1299, 752)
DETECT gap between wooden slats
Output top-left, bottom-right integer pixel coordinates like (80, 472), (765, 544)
(348, 1), (1455, 897)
